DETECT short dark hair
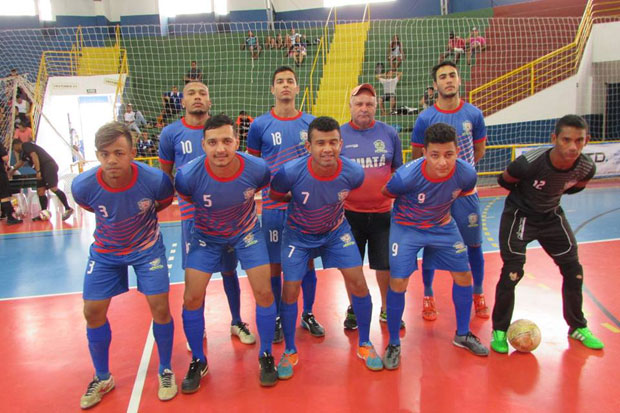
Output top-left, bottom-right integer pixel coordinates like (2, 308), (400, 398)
(204, 113), (236, 134)
(424, 122), (457, 148)
(431, 61), (458, 82)
(307, 116), (340, 142)
(191, 60), (196, 64)
(272, 66), (297, 85)
(95, 122), (133, 151)
(11, 139), (22, 147)
(554, 114), (588, 136)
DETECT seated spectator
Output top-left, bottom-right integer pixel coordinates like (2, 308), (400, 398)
(276, 32), (284, 49)
(265, 34), (277, 50)
(242, 30), (261, 60)
(289, 35), (307, 67)
(419, 86), (437, 110)
(388, 34), (404, 70)
(123, 103), (142, 134)
(137, 131), (156, 157)
(439, 31), (465, 64)
(13, 119), (33, 143)
(376, 70), (402, 116)
(285, 28), (297, 51)
(184, 60), (203, 84)
(14, 95), (30, 126)
(467, 27), (486, 65)
(235, 111), (254, 152)
(162, 86), (183, 122)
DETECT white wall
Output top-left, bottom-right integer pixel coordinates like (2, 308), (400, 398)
(272, 0), (323, 12)
(592, 21), (620, 62)
(229, 0), (268, 11)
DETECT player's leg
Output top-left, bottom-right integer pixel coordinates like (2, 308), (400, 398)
(262, 209), (285, 342)
(390, 95), (397, 113)
(421, 263), (438, 321)
(43, 165), (73, 219)
(220, 249), (256, 345)
(300, 259), (324, 337)
(379, 97), (387, 116)
(449, 269), (487, 355)
(343, 209), (369, 330)
(0, 173), (22, 224)
(33, 185), (48, 220)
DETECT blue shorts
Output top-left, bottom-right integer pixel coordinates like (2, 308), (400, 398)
(261, 208), (286, 264)
(83, 236), (170, 300)
(389, 221), (470, 278)
(183, 218), (237, 272)
(281, 220), (362, 282)
(186, 222), (269, 273)
(451, 193), (482, 246)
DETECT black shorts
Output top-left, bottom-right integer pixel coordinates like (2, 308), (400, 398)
(499, 203), (578, 266)
(39, 163), (59, 189)
(344, 210), (391, 270)
(382, 93), (396, 102)
(0, 169), (10, 198)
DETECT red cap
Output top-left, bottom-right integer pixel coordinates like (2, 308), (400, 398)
(350, 83), (376, 97)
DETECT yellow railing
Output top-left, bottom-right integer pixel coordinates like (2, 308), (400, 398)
(469, 0), (620, 115)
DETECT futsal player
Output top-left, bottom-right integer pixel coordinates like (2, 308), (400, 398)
(340, 83), (404, 330)
(382, 123), (489, 369)
(10, 139), (74, 221)
(71, 122), (177, 408)
(175, 114), (278, 390)
(270, 116), (384, 379)
(247, 66), (323, 340)
(158, 81), (255, 345)
(491, 114), (604, 352)
(1, 144), (22, 225)
(411, 61), (489, 321)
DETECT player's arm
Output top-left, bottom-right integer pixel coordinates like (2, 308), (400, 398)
(154, 173), (174, 212)
(269, 189), (291, 202)
(269, 167), (292, 202)
(497, 169), (520, 191)
(70, 179), (94, 212)
(411, 118), (426, 160)
(564, 163), (595, 194)
(8, 160), (24, 177)
(411, 146), (423, 160)
(381, 185), (397, 198)
(160, 162), (174, 180)
(474, 139), (486, 163)
(246, 122), (262, 157)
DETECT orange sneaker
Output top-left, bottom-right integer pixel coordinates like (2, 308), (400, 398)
(357, 342), (384, 371)
(422, 296), (437, 321)
(473, 294), (490, 319)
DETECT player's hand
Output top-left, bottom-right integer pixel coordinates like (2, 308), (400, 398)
(35, 172), (42, 180)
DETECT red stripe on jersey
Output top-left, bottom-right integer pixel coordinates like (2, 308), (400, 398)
(96, 163), (139, 192)
(308, 157), (342, 181)
(270, 109), (302, 121)
(433, 99), (465, 114)
(159, 158), (174, 165)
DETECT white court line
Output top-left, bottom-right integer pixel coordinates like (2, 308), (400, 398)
(127, 322), (155, 413)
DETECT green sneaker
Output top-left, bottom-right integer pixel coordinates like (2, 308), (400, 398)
(491, 330), (509, 354)
(569, 327), (604, 349)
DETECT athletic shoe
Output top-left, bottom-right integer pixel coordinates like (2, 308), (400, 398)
(6, 217), (23, 225)
(357, 342), (384, 371)
(383, 344), (401, 370)
(157, 369), (178, 401)
(259, 352), (278, 386)
(80, 375), (115, 409)
(62, 208), (74, 221)
(379, 310), (406, 329)
(32, 216), (42, 221)
(422, 296), (438, 321)
(273, 317), (284, 344)
(473, 294), (490, 319)
(301, 312), (325, 337)
(343, 305), (358, 330)
(231, 321), (256, 344)
(569, 327), (604, 350)
(490, 330), (509, 354)
(186, 330), (206, 352)
(453, 332), (489, 356)
(181, 358), (208, 394)
(277, 350), (298, 380)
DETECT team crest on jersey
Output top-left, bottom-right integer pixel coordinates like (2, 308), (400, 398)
(340, 233), (356, 248)
(138, 198), (153, 212)
(373, 140), (387, 153)
(300, 130), (308, 143)
(338, 190), (350, 202)
(462, 121), (473, 137)
(452, 189), (461, 200)
(244, 188), (256, 200)
(468, 213), (479, 227)
(149, 258), (164, 271)
(243, 232), (258, 247)
(453, 241), (467, 254)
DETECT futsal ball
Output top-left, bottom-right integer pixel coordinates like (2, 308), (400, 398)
(39, 209), (52, 221)
(507, 319), (541, 352)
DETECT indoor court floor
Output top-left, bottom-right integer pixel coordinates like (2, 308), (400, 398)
(1, 181), (619, 412)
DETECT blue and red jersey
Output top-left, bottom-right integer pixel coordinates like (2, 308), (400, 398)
(340, 120), (402, 213)
(412, 100), (486, 167)
(270, 155), (365, 234)
(247, 110), (315, 210)
(386, 158), (477, 229)
(174, 152), (271, 239)
(71, 162), (174, 257)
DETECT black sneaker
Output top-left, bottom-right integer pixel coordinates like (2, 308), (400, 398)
(258, 352), (278, 387)
(7, 217), (23, 225)
(343, 305), (358, 330)
(301, 312), (325, 337)
(383, 344), (402, 370)
(273, 317), (284, 344)
(181, 357), (208, 394)
(453, 332), (489, 356)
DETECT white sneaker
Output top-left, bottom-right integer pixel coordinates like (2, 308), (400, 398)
(158, 369), (178, 401)
(80, 375), (115, 409)
(231, 321), (256, 344)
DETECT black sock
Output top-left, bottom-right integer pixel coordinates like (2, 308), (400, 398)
(52, 189), (70, 210)
(38, 195), (48, 210)
(1, 201), (13, 218)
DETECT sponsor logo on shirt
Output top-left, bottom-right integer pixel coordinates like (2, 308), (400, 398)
(373, 140), (387, 154)
(345, 144), (359, 149)
(453, 241), (467, 254)
(461, 121), (473, 138)
(340, 233), (356, 248)
(300, 130), (308, 143)
(468, 213), (479, 227)
(149, 258), (164, 271)
(243, 232), (258, 247)
(354, 155), (386, 168)
(338, 190), (350, 202)
(138, 198), (153, 213)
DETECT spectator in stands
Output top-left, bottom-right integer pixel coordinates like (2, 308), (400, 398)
(276, 32), (284, 49)
(376, 70), (402, 116)
(467, 27), (486, 65)
(235, 111), (254, 152)
(388, 34), (404, 70)
(13, 119), (33, 143)
(439, 31), (466, 65)
(419, 86), (437, 110)
(14, 94), (30, 126)
(162, 86), (183, 122)
(242, 30), (261, 60)
(137, 131), (156, 157)
(265, 34), (277, 50)
(123, 103), (143, 134)
(184, 61), (203, 84)
(289, 34), (307, 67)
(285, 28), (297, 50)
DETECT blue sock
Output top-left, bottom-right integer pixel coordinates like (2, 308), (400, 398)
(222, 272), (241, 325)
(452, 283), (473, 336)
(422, 268), (435, 297)
(87, 321), (112, 380)
(152, 319), (174, 374)
(280, 301), (298, 353)
(256, 302), (277, 355)
(182, 306), (206, 362)
(271, 275), (282, 315)
(468, 246), (485, 294)
(386, 287), (405, 346)
(351, 293), (372, 346)
(301, 268), (317, 314)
